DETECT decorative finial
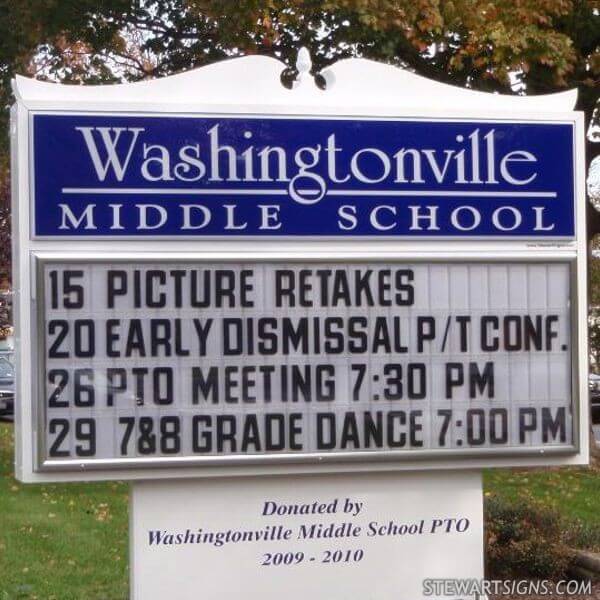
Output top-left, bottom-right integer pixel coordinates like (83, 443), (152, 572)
(296, 47), (312, 76)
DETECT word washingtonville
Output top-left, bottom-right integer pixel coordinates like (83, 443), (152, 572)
(76, 125), (536, 201)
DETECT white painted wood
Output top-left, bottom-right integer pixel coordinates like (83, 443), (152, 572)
(13, 49), (576, 113)
(130, 470), (483, 600)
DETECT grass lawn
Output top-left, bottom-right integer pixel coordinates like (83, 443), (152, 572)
(0, 422), (129, 600)
(484, 466), (600, 528)
(2, 417), (600, 599)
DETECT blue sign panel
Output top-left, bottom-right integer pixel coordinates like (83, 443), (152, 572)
(32, 113), (575, 238)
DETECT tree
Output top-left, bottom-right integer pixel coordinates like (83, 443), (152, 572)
(19, 2), (598, 106)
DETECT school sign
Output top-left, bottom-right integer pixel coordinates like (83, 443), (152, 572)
(11, 50), (587, 480)
(11, 48), (588, 600)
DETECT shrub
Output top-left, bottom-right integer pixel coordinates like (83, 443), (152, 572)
(563, 520), (600, 552)
(485, 495), (573, 579)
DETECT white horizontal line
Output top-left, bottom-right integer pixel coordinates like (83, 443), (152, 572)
(62, 187), (287, 196)
(61, 187), (557, 199)
(329, 190), (557, 198)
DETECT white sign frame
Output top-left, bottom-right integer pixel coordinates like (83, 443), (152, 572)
(11, 52), (588, 482)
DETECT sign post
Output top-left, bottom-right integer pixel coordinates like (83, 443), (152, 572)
(11, 49), (587, 598)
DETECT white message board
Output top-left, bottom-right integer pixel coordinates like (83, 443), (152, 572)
(36, 257), (577, 471)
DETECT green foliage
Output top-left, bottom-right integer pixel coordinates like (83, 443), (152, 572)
(7, 1), (597, 96)
(0, 1), (121, 149)
(589, 256), (600, 366)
